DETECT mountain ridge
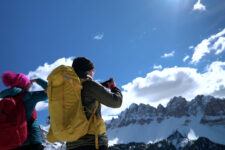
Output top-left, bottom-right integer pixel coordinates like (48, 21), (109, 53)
(106, 95), (225, 129)
(109, 130), (225, 150)
(106, 95), (225, 146)
(40, 127), (225, 150)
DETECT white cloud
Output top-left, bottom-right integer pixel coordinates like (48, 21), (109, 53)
(153, 65), (162, 70)
(27, 57), (74, 111)
(189, 45), (194, 49)
(28, 57), (73, 83)
(122, 67), (199, 107)
(108, 138), (119, 146)
(212, 85), (225, 97)
(191, 28), (225, 64)
(193, 0), (206, 11)
(93, 33), (104, 40)
(191, 39), (210, 64)
(161, 51), (175, 58)
(36, 101), (49, 111)
(212, 37), (225, 55)
(183, 55), (190, 62)
(119, 61), (225, 109)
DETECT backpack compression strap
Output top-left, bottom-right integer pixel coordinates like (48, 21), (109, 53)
(94, 101), (99, 150)
(88, 101), (100, 149)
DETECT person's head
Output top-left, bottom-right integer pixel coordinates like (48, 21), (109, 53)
(2, 71), (31, 90)
(72, 57), (95, 79)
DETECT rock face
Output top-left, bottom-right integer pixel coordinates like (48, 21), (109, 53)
(200, 97), (225, 125)
(113, 103), (156, 128)
(157, 104), (166, 115)
(204, 97), (225, 116)
(166, 96), (189, 118)
(108, 131), (225, 150)
(106, 95), (225, 129)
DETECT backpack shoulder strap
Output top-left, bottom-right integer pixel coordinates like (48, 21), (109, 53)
(86, 101), (100, 149)
(93, 101), (100, 150)
(28, 109), (37, 126)
(14, 92), (26, 100)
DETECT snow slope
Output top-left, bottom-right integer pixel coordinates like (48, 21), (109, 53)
(107, 115), (225, 145)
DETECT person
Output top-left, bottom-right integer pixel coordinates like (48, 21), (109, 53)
(66, 57), (123, 150)
(0, 71), (48, 150)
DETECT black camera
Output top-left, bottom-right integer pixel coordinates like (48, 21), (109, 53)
(101, 78), (113, 88)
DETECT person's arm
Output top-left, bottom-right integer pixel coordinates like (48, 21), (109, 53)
(22, 78), (48, 103)
(0, 87), (23, 98)
(84, 80), (122, 108)
(31, 78), (47, 90)
(23, 90), (48, 103)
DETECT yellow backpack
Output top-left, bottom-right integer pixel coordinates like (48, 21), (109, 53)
(46, 65), (106, 149)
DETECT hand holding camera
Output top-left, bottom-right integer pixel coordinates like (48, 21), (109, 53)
(101, 78), (116, 89)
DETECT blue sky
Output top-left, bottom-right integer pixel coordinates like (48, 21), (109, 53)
(1, 0), (225, 125)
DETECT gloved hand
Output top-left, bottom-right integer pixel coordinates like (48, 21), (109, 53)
(101, 78), (116, 89)
(30, 79), (38, 83)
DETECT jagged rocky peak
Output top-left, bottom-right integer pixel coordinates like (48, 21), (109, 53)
(157, 104), (166, 115)
(167, 96), (187, 107)
(166, 96), (189, 117)
(188, 95), (215, 116)
(167, 130), (185, 142)
(129, 103), (138, 110)
(200, 97), (225, 125)
(193, 95), (213, 105)
(166, 130), (191, 150)
(195, 95), (205, 101)
(126, 103), (156, 116)
(138, 103), (156, 116)
(109, 103), (157, 128)
(188, 95), (206, 115)
(204, 97), (225, 116)
(118, 103), (138, 120)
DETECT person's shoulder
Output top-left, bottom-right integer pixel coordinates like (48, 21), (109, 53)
(83, 79), (98, 86)
(82, 79), (102, 89)
(0, 87), (24, 98)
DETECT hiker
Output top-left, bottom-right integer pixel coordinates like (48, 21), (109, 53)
(0, 71), (48, 150)
(67, 57), (123, 150)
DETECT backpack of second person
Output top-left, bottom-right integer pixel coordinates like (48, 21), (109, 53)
(0, 93), (27, 150)
(46, 65), (106, 145)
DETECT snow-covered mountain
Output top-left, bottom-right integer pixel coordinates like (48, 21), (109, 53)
(41, 125), (66, 150)
(41, 129), (225, 150)
(40, 95), (225, 149)
(109, 130), (225, 150)
(106, 95), (225, 145)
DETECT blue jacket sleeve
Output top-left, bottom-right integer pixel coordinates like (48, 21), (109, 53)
(23, 91), (48, 103)
(23, 78), (48, 103)
(36, 78), (47, 90)
(0, 87), (23, 98)
(22, 79), (48, 121)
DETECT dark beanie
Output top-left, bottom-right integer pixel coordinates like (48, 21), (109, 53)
(72, 57), (94, 78)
